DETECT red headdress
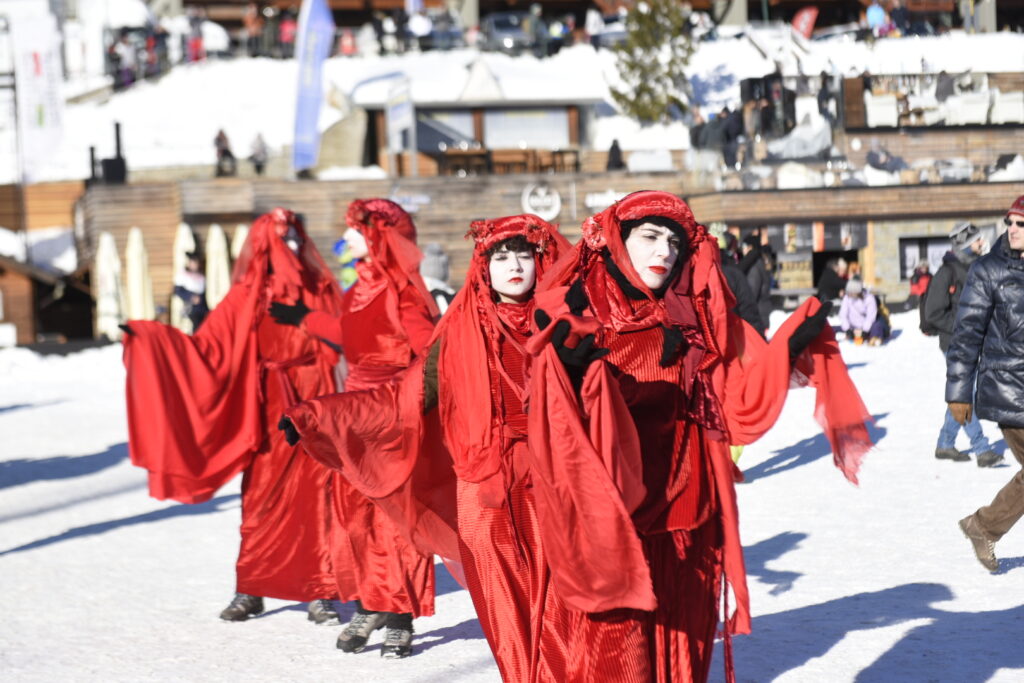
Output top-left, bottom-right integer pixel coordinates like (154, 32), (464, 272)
(436, 214), (569, 486)
(231, 207), (342, 312)
(345, 198), (439, 319)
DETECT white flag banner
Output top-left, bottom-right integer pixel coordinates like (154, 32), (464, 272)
(10, 11), (64, 183)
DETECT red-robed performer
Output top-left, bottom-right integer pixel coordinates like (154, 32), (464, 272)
(525, 190), (872, 682)
(280, 214), (572, 678)
(270, 198), (439, 658)
(121, 208), (345, 624)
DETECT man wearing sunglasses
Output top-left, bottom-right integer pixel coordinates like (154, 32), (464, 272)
(924, 222), (1001, 465)
(948, 195), (1024, 572)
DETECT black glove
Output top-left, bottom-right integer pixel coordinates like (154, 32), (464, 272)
(118, 323), (135, 336)
(278, 416), (301, 446)
(788, 301), (833, 359)
(269, 300), (311, 327)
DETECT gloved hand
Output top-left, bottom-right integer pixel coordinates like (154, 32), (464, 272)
(535, 310), (609, 389)
(949, 402), (972, 425)
(788, 301), (833, 359)
(278, 416), (301, 446)
(118, 323), (135, 337)
(269, 300), (311, 327)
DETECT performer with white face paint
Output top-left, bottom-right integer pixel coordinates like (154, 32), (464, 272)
(488, 241), (538, 303)
(526, 191), (871, 682)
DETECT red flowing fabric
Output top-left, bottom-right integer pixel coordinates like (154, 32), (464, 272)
(123, 208), (343, 600)
(296, 198), (439, 616)
(288, 215), (575, 679)
(526, 191), (872, 681)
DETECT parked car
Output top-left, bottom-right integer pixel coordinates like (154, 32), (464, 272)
(480, 11), (533, 55)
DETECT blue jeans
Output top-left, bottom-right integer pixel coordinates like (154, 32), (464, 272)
(937, 406), (992, 452)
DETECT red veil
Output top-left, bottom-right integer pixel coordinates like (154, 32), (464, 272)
(124, 208), (343, 503)
(527, 191), (872, 633)
(345, 198), (440, 321)
(287, 215), (568, 562)
(437, 215), (569, 490)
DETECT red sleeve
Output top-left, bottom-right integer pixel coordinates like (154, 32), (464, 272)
(123, 283), (262, 503)
(398, 285), (436, 357)
(302, 309), (344, 348)
(285, 358), (459, 563)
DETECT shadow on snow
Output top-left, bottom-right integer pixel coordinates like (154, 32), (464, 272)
(710, 582), (1024, 682)
(0, 443), (128, 490)
(742, 531), (805, 596)
(0, 494), (239, 556)
(742, 413), (888, 483)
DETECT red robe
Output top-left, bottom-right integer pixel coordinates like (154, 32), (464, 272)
(296, 198), (440, 616)
(523, 191), (872, 682)
(123, 209), (342, 600)
(287, 215), (572, 677)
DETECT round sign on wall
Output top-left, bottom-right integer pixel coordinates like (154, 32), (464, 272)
(521, 183), (562, 222)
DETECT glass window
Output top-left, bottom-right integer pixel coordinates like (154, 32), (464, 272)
(483, 109), (570, 150)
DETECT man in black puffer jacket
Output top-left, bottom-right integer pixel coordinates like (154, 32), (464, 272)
(948, 195), (1024, 572)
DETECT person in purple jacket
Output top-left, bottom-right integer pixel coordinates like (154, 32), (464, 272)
(838, 279), (886, 345)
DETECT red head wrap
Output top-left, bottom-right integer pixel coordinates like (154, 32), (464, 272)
(436, 215), (569, 485)
(344, 198), (439, 319)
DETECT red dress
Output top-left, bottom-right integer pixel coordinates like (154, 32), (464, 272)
(299, 198), (440, 616)
(524, 191), (873, 682)
(123, 209), (342, 600)
(287, 215), (573, 678)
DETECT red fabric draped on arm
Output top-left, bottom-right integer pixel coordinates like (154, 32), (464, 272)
(285, 358), (460, 564)
(123, 281), (263, 503)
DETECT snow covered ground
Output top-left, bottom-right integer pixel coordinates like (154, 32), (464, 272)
(2, 309), (1023, 681)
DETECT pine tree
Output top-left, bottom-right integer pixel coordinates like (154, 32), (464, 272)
(610, 0), (695, 125)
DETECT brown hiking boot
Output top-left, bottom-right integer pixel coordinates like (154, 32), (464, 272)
(959, 515), (999, 572)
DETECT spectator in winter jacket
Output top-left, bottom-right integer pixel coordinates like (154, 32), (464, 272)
(948, 196), (1024, 571)
(817, 258), (848, 303)
(738, 232), (772, 335)
(907, 260), (931, 310)
(173, 251), (209, 331)
(719, 235), (763, 334)
(925, 224), (1000, 465)
(838, 279), (885, 344)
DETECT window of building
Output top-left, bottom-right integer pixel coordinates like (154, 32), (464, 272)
(483, 108), (570, 149)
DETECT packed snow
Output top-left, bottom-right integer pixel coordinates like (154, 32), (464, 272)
(2, 309), (1022, 681)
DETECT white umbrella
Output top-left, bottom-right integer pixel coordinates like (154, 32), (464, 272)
(231, 223), (249, 261)
(205, 223), (231, 309)
(94, 231), (126, 341)
(124, 227), (155, 321)
(170, 222), (196, 334)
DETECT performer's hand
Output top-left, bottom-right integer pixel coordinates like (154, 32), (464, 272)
(788, 301), (832, 359)
(269, 300), (310, 327)
(949, 402), (972, 425)
(534, 309), (553, 330)
(118, 323), (135, 337)
(550, 320), (609, 369)
(278, 416), (301, 446)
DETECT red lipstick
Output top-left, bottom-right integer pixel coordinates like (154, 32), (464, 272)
(648, 266), (667, 274)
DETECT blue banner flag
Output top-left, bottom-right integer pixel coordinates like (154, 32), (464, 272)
(293, 0), (335, 171)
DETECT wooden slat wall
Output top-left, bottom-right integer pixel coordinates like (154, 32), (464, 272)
(0, 270), (36, 344)
(84, 173), (697, 291)
(0, 185), (19, 230)
(24, 181), (85, 230)
(82, 183), (184, 314)
(686, 181), (1024, 224)
(836, 127), (1024, 169)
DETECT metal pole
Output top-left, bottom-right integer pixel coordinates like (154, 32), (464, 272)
(0, 15), (31, 264)
(408, 109), (418, 178)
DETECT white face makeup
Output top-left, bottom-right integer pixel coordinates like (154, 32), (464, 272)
(343, 227), (369, 259)
(624, 222), (682, 290)
(282, 225), (302, 254)
(488, 246), (537, 303)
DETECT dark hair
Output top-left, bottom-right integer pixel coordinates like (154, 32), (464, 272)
(484, 234), (534, 259)
(620, 215), (686, 241)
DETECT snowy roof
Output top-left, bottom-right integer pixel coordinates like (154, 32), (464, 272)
(6, 31), (1023, 183)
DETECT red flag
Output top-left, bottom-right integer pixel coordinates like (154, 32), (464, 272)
(792, 7), (819, 39)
